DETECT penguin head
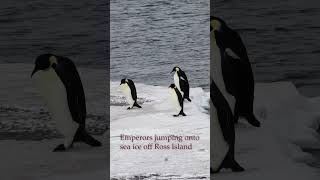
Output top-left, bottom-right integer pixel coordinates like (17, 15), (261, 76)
(31, 54), (58, 77)
(210, 16), (224, 32)
(120, 78), (129, 85)
(171, 66), (180, 73)
(169, 84), (176, 89)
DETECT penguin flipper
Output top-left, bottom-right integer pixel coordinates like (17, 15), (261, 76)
(211, 80), (235, 143)
(127, 79), (138, 100)
(179, 70), (189, 82)
(179, 80), (191, 101)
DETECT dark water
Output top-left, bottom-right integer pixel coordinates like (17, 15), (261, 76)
(1, 0), (319, 96)
(214, 0), (320, 97)
(0, 0), (108, 68)
(111, 0), (210, 90)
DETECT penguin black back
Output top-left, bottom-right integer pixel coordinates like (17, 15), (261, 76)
(54, 56), (87, 126)
(127, 79), (137, 101)
(211, 16), (260, 127)
(171, 66), (191, 102)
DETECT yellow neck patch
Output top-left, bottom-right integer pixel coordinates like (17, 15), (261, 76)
(49, 56), (58, 66)
(210, 20), (221, 31)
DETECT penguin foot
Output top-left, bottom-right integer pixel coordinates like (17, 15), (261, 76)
(230, 161), (245, 172)
(173, 112), (187, 117)
(179, 110), (186, 116)
(81, 131), (102, 147)
(127, 107), (132, 110)
(134, 102), (142, 108)
(246, 114), (261, 127)
(210, 167), (219, 174)
(53, 144), (66, 152)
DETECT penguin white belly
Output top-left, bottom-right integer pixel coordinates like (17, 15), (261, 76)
(169, 89), (181, 114)
(120, 84), (134, 107)
(210, 32), (234, 170)
(211, 104), (229, 171)
(34, 69), (79, 147)
(211, 34), (236, 112)
(174, 72), (183, 95)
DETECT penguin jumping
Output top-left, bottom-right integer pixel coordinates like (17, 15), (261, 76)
(168, 84), (186, 117)
(120, 79), (142, 110)
(171, 66), (192, 102)
(31, 54), (102, 152)
(211, 16), (260, 127)
(210, 17), (244, 173)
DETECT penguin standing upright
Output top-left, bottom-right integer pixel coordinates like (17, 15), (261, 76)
(168, 84), (186, 117)
(210, 17), (244, 173)
(120, 79), (142, 110)
(211, 16), (260, 127)
(171, 66), (191, 102)
(31, 54), (102, 152)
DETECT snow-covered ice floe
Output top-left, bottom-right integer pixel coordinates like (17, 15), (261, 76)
(111, 81), (320, 179)
(214, 82), (320, 180)
(0, 78), (319, 179)
(110, 81), (211, 179)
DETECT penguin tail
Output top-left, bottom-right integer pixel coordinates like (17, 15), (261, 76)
(186, 97), (192, 102)
(245, 114), (261, 127)
(74, 128), (102, 147)
(134, 101), (142, 108)
(215, 149), (245, 173)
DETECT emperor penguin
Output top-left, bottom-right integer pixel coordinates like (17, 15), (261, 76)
(211, 16), (260, 127)
(120, 79), (142, 110)
(171, 66), (192, 102)
(31, 54), (102, 152)
(210, 17), (244, 173)
(168, 84), (186, 117)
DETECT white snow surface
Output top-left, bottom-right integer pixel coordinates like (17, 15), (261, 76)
(110, 81), (320, 179)
(213, 82), (320, 179)
(110, 81), (211, 179)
